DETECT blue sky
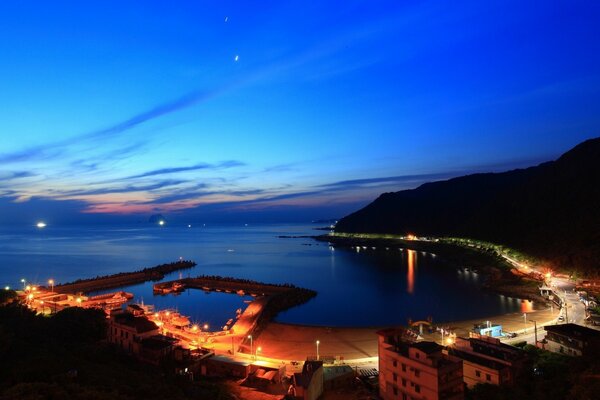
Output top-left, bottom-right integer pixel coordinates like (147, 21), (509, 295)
(0, 1), (599, 224)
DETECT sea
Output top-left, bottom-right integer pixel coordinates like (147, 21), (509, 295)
(0, 223), (528, 329)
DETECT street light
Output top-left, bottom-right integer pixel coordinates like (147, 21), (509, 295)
(203, 323), (209, 331)
(316, 340), (320, 361)
(21, 278), (26, 290)
(257, 346), (262, 360)
(248, 335), (253, 360)
(48, 279), (54, 292)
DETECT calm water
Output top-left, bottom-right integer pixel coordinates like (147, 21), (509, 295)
(0, 223), (526, 328)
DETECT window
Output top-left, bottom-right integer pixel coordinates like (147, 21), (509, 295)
(415, 352), (420, 359)
(393, 387), (398, 395)
(393, 360), (398, 367)
(402, 363), (406, 372)
(415, 384), (421, 393)
(393, 373), (397, 382)
(486, 374), (491, 381)
(402, 394), (407, 400)
(414, 369), (420, 377)
(475, 370), (481, 378)
(402, 378), (407, 387)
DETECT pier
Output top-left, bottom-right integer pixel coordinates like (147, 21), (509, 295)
(153, 276), (317, 355)
(53, 260), (196, 294)
(153, 275), (300, 297)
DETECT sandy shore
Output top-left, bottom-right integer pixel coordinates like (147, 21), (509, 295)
(254, 305), (557, 362)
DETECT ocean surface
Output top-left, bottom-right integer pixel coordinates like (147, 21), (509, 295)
(0, 223), (528, 328)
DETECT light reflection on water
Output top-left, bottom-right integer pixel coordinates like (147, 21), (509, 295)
(0, 224), (527, 327)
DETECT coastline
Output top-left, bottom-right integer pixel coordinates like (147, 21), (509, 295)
(315, 233), (548, 304)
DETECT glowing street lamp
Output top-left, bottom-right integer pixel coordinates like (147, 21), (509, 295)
(257, 346), (262, 360)
(21, 278), (26, 290)
(248, 335), (253, 360)
(203, 323), (209, 331)
(316, 340), (320, 361)
(48, 279), (54, 292)
(4, 286), (9, 291)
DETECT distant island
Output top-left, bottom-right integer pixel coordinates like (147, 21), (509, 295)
(335, 137), (600, 276)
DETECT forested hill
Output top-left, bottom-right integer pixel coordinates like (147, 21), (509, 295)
(335, 138), (600, 275)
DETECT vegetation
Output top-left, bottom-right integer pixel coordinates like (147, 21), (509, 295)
(465, 345), (600, 400)
(0, 303), (232, 400)
(335, 138), (600, 276)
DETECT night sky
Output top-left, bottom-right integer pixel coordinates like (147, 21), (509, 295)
(1, 1), (599, 224)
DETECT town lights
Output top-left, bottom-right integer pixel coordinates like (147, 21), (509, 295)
(192, 325), (198, 332)
(25, 285), (31, 292)
(4, 286), (9, 291)
(203, 324), (209, 331)
(76, 297), (82, 304)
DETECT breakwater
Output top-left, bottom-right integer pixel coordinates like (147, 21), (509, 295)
(54, 260), (196, 294)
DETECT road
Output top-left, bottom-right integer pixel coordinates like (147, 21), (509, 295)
(499, 253), (591, 345)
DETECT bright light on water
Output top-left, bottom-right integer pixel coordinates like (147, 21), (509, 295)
(36, 222), (46, 228)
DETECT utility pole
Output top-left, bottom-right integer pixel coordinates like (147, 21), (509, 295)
(531, 320), (538, 345)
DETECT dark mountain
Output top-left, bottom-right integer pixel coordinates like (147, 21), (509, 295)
(335, 138), (600, 274)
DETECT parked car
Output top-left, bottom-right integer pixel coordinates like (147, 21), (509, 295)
(558, 315), (565, 322)
(505, 332), (518, 338)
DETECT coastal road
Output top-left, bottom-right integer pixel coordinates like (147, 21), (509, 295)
(499, 254), (591, 345)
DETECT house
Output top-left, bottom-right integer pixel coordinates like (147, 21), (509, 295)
(292, 361), (324, 400)
(138, 335), (179, 365)
(378, 328), (464, 400)
(323, 365), (355, 390)
(107, 312), (179, 364)
(108, 312), (160, 353)
(542, 323), (600, 356)
(447, 336), (527, 387)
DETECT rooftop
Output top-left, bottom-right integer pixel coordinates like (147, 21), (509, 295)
(141, 335), (178, 350)
(544, 323), (600, 339)
(113, 313), (158, 334)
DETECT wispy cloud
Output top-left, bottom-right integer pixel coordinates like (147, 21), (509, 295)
(123, 160), (245, 180)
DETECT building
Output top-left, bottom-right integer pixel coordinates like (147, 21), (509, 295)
(198, 354), (253, 378)
(378, 328), (464, 400)
(323, 365), (355, 390)
(138, 335), (179, 365)
(108, 312), (178, 364)
(542, 323), (600, 356)
(108, 312), (160, 353)
(292, 361), (324, 400)
(471, 322), (503, 338)
(447, 336), (527, 387)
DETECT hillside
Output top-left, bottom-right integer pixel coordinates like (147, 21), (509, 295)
(335, 138), (600, 275)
